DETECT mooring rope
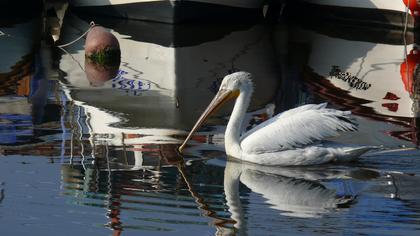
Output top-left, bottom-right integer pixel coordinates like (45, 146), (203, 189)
(403, 0), (410, 38)
(403, 0), (410, 97)
(57, 46), (85, 72)
(56, 21), (96, 48)
(55, 21), (97, 73)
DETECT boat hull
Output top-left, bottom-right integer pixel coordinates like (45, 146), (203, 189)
(68, 0), (263, 23)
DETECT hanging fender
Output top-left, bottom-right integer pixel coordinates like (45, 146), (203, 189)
(403, 0), (420, 16)
(400, 47), (420, 95)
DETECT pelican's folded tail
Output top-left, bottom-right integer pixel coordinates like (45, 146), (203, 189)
(334, 146), (379, 163)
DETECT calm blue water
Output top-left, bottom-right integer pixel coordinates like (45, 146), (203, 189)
(1, 9), (420, 236)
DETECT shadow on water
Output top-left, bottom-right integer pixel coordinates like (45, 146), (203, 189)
(0, 6), (420, 236)
(0, 16), (63, 148)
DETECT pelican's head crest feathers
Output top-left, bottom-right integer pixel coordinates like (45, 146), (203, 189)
(220, 71), (254, 93)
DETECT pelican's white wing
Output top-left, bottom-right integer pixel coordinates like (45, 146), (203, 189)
(240, 103), (357, 154)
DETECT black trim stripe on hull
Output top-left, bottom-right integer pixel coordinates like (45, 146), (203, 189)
(284, 2), (415, 30)
(70, 1), (263, 24)
(0, 0), (43, 20)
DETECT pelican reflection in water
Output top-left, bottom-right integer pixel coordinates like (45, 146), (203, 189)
(223, 159), (362, 227)
(180, 72), (374, 166)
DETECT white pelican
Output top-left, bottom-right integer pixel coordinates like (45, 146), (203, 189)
(179, 71), (374, 166)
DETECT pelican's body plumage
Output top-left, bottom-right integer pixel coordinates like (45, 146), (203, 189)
(180, 71), (373, 166)
(238, 103), (373, 165)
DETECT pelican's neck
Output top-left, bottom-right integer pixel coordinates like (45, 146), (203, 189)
(225, 88), (251, 157)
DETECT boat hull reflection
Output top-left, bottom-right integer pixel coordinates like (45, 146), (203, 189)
(58, 13), (280, 148)
(285, 21), (420, 146)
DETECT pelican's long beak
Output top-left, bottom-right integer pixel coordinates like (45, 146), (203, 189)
(179, 89), (239, 152)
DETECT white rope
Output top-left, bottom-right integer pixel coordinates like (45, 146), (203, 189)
(403, 0), (410, 90)
(403, 0), (410, 38)
(56, 21), (97, 72)
(56, 21), (96, 48)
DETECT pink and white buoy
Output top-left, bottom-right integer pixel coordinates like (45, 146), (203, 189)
(84, 25), (121, 87)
